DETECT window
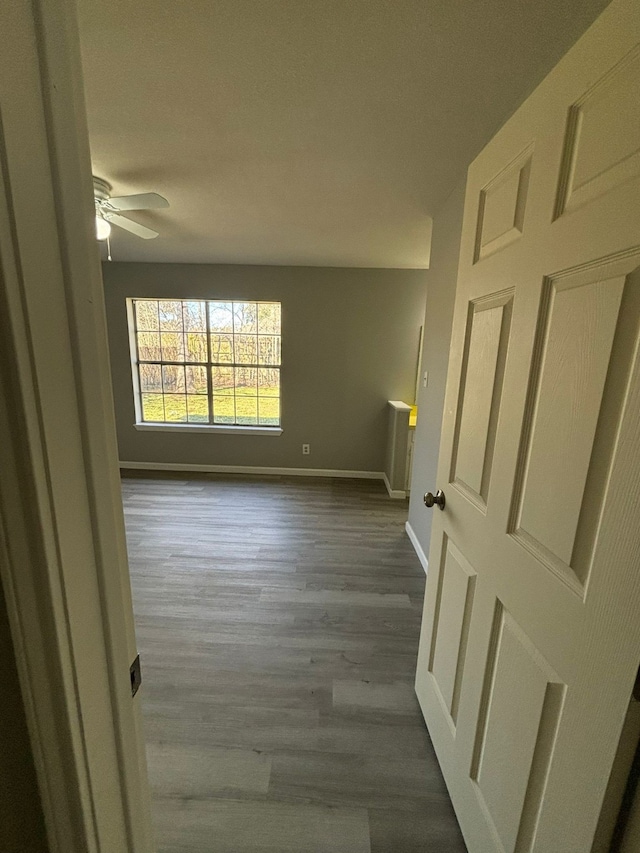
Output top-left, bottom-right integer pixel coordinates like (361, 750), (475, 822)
(131, 299), (281, 428)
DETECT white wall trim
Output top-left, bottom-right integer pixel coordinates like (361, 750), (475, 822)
(120, 460), (385, 480)
(405, 521), (429, 574)
(383, 471), (408, 499)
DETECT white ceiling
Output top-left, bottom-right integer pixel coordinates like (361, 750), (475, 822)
(77, 0), (610, 267)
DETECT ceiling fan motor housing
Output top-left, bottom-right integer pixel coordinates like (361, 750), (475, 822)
(93, 176), (112, 202)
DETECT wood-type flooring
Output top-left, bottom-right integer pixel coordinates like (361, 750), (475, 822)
(122, 472), (467, 853)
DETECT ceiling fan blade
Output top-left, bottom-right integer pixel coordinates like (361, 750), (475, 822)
(106, 192), (169, 211)
(107, 213), (159, 239)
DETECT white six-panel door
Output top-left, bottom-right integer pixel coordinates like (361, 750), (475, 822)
(415, 1), (640, 850)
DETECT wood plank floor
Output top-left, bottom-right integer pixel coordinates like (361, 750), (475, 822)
(122, 473), (467, 853)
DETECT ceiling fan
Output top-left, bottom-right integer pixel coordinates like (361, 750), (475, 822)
(93, 176), (169, 242)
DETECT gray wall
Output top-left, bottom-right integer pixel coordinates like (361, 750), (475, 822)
(408, 178), (466, 555)
(0, 581), (48, 853)
(103, 263), (427, 472)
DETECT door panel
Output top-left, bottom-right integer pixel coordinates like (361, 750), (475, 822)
(510, 261), (639, 593)
(451, 291), (513, 510)
(415, 1), (640, 850)
(470, 606), (564, 853)
(474, 146), (533, 262)
(430, 537), (477, 726)
(511, 267), (624, 579)
(555, 45), (640, 217)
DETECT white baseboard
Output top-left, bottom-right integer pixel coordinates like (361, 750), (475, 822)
(119, 460), (385, 481)
(382, 472), (408, 499)
(405, 521), (429, 574)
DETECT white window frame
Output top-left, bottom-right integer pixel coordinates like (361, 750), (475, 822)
(127, 298), (283, 435)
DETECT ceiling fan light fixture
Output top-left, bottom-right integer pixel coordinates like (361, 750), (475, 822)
(96, 214), (111, 241)
(92, 176), (168, 241)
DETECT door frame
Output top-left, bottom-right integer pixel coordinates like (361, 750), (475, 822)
(0, 1), (154, 851)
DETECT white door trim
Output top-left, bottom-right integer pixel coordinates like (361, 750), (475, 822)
(0, 1), (154, 851)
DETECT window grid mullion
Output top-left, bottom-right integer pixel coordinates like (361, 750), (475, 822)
(157, 300), (166, 421)
(231, 302), (237, 425)
(180, 299), (186, 416)
(137, 360), (275, 370)
(205, 300), (214, 424)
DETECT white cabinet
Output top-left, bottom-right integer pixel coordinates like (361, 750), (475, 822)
(384, 400), (416, 498)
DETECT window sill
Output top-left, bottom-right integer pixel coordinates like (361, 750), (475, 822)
(134, 422), (283, 436)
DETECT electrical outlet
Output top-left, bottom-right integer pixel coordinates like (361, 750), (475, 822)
(302, 444), (310, 455)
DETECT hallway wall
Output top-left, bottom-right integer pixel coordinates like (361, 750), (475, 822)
(407, 178), (466, 560)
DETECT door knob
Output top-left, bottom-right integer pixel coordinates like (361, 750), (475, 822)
(424, 489), (446, 510)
